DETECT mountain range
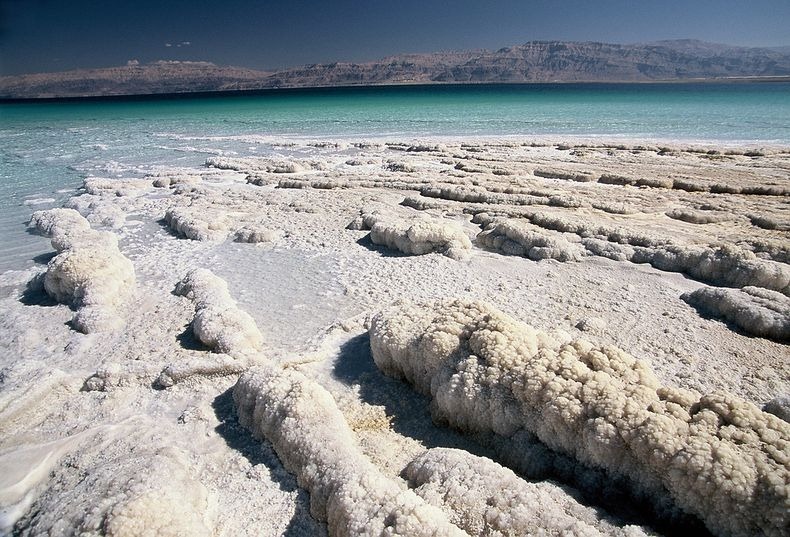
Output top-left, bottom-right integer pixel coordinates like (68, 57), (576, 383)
(2, 40), (789, 99)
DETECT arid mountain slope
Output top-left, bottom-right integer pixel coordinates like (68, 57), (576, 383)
(2, 40), (789, 98)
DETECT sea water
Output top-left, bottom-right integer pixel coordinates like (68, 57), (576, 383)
(1, 83), (789, 272)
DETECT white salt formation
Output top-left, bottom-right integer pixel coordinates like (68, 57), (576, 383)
(164, 206), (229, 241)
(369, 299), (790, 537)
(406, 448), (649, 537)
(150, 174), (201, 188)
(207, 156), (326, 174)
(682, 286), (790, 341)
(367, 213), (472, 259)
(233, 226), (281, 244)
(468, 211), (790, 292)
(174, 268), (263, 356)
(28, 208), (135, 333)
(5, 138), (790, 536)
(477, 219), (584, 261)
(82, 177), (151, 197)
(639, 244), (790, 294)
(234, 366), (466, 537)
(16, 443), (212, 537)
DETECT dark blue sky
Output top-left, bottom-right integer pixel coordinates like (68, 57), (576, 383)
(1, 0), (789, 75)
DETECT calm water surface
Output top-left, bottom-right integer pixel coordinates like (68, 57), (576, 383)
(1, 83), (789, 271)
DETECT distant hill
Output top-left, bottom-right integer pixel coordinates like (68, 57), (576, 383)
(2, 40), (790, 99)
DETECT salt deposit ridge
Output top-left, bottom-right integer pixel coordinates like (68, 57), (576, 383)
(0, 138), (788, 536)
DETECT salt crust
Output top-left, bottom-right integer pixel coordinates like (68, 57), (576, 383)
(174, 268), (263, 357)
(370, 217), (472, 260)
(164, 206), (230, 242)
(477, 219), (584, 261)
(682, 286), (790, 341)
(471, 213), (790, 293)
(17, 444), (212, 536)
(234, 366), (466, 536)
(28, 208), (135, 333)
(9, 139), (790, 536)
(535, 167), (789, 196)
(369, 299), (790, 537)
(351, 208), (472, 259)
(406, 448), (650, 536)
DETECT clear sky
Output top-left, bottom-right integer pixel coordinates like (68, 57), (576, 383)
(1, 0), (789, 75)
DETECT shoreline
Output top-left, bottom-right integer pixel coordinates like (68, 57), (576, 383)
(2, 136), (788, 275)
(0, 135), (788, 535)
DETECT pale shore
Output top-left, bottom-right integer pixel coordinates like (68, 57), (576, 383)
(0, 138), (788, 536)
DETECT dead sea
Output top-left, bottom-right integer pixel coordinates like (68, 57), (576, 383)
(0, 136), (788, 536)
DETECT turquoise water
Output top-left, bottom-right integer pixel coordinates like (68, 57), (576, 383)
(1, 83), (789, 272)
(4, 83), (790, 140)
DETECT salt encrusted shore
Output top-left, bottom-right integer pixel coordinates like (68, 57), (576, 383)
(0, 138), (788, 536)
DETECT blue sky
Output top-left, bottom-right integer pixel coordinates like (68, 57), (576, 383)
(1, 0), (789, 75)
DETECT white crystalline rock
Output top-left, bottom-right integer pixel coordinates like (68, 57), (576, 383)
(164, 206), (229, 242)
(17, 445), (212, 537)
(481, 210), (790, 292)
(206, 156), (325, 174)
(65, 195), (127, 229)
(175, 268), (263, 356)
(233, 366), (467, 537)
(406, 448), (651, 537)
(368, 214), (472, 259)
(581, 238), (635, 262)
(477, 219), (584, 262)
(682, 285), (790, 341)
(665, 208), (730, 225)
(155, 355), (247, 388)
(28, 209), (135, 333)
(102, 449), (211, 537)
(641, 243), (790, 294)
(30, 208), (91, 240)
(369, 299), (790, 537)
(82, 178), (151, 197)
(233, 226), (282, 244)
(151, 174), (201, 188)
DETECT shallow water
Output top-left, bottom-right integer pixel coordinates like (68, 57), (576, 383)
(1, 82), (789, 271)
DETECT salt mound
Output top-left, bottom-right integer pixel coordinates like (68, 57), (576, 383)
(28, 208), (135, 333)
(477, 219), (584, 261)
(682, 286), (790, 341)
(29, 208), (91, 239)
(233, 226), (281, 244)
(206, 156), (325, 174)
(17, 444), (211, 536)
(83, 177), (150, 197)
(665, 208), (730, 225)
(472, 210), (790, 292)
(368, 214), (472, 260)
(150, 174), (201, 188)
(164, 207), (229, 242)
(174, 268), (263, 357)
(234, 366), (466, 536)
(641, 244), (790, 293)
(406, 448), (648, 536)
(369, 299), (790, 537)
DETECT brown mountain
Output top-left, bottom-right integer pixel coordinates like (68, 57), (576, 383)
(2, 40), (789, 99)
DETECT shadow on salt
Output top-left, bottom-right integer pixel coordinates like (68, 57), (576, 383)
(211, 388), (326, 537)
(331, 332), (492, 457)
